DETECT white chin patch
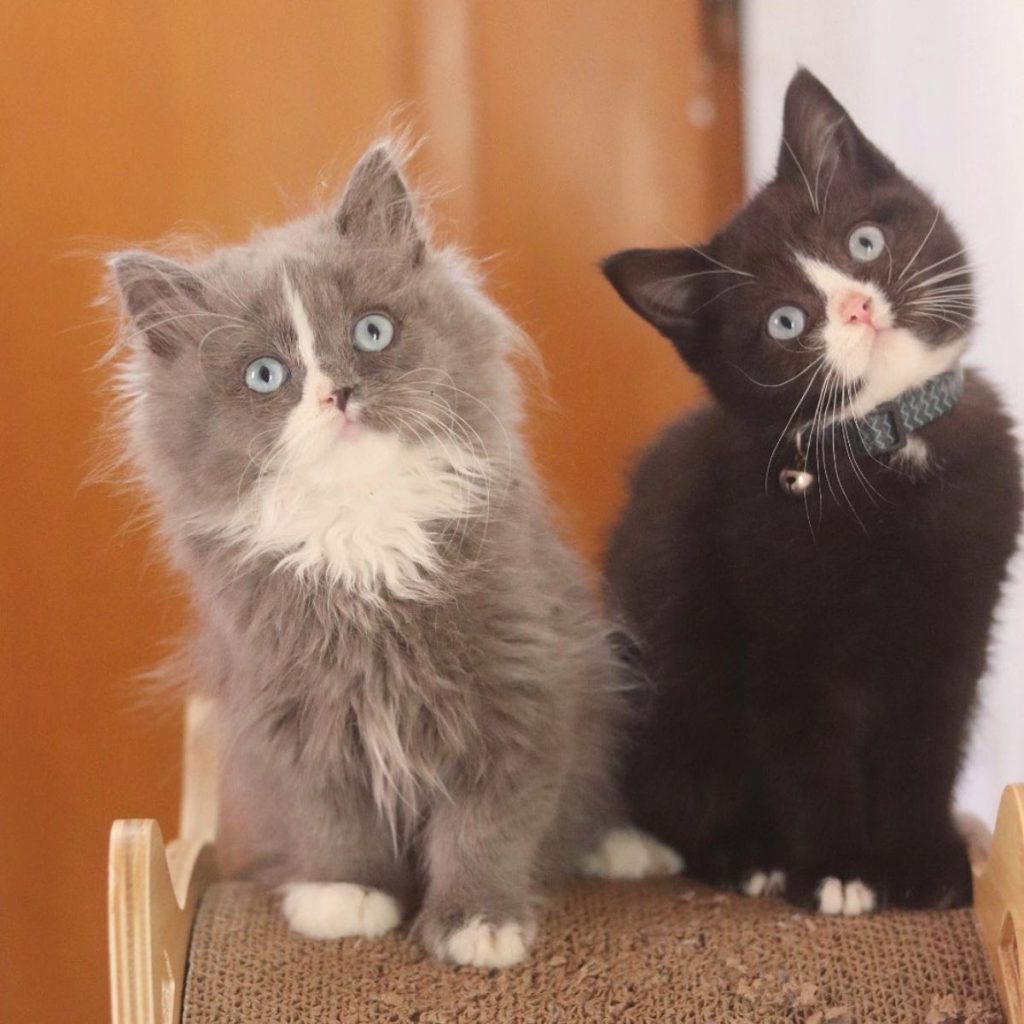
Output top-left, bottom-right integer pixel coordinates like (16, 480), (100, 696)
(815, 877), (877, 917)
(443, 918), (530, 968)
(797, 255), (965, 417)
(197, 275), (491, 602)
(580, 826), (685, 879)
(280, 881), (402, 939)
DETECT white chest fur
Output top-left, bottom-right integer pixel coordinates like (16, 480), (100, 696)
(223, 429), (487, 599)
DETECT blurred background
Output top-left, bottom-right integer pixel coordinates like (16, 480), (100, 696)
(0, 2), (1019, 1020)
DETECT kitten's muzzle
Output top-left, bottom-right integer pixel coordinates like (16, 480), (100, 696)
(328, 386), (356, 412)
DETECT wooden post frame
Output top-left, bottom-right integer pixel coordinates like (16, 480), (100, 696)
(973, 783), (1024, 1024)
(108, 699), (219, 1024)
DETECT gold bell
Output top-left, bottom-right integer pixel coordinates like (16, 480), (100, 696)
(779, 467), (816, 496)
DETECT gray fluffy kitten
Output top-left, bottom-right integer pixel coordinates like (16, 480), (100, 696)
(109, 143), (680, 967)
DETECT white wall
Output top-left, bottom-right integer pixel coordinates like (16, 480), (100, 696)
(741, 0), (1024, 825)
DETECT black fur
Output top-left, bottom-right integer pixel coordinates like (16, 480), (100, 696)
(602, 70), (1021, 910)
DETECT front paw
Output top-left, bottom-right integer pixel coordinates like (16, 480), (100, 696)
(785, 872), (878, 917)
(419, 911), (535, 968)
(740, 869), (787, 898)
(280, 882), (401, 939)
(580, 826), (685, 879)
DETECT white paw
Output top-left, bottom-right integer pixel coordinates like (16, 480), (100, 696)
(742, 869), (787, 897)
(816, 877), (877, 917)
(280, 882), (401, 939)
(580, 826), (684, 879)
(444, 918), (529, 968)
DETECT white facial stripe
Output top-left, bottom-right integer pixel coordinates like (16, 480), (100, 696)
(282, 274), (332, 400)
(283, 274), (317, 368)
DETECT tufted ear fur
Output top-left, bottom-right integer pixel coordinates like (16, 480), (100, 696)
(777, 68), (896, 190)
(335, 143), (426, 260)
(109, 251), (205, 359)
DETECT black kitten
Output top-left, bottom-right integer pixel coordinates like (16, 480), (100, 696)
(601, 69), (1021, 914)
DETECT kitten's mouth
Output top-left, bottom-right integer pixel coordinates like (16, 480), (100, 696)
(328, 407), (364, 439)
(842, 314), (894, 342)
(867, 324), (896, 346)
(337, 415), (363, 439)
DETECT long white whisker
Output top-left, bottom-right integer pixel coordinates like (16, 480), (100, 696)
(906, 298), (974, 310)
(916, 311), (971, 332)
(839, 379), (886, 505)
(386, 407), (486, 557)
(827, 376), (865, 529)
(385, 370), (514, 509)
(907, 265), (977, 291)
(814, 370), (839, 509)
(682, 246), (755, 278)
(763, 359), (828, 494)
(900, 246), (968, 286)
(897, 208), (940, 281)
(731, 354), (826, 389)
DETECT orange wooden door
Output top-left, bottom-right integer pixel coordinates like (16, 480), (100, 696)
(0, 4), (739, 1020)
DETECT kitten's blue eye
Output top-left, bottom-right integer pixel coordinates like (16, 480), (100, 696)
(244, 356), (289, 394)
(353, 313), (395, 353)
(767, 305), (806, 341)
(848, 224), (886, 262)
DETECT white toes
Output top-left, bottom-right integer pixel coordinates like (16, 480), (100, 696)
(444, 918), (529, 968)
(817, 877), (845, 915)
(815, 877), (877, 917)
(842, 879), (877, 916)
(743, 869), (787, 897)
(580, 827), (685, 879)
(281, 882), (401, 940)
(743, 871), (769, 897)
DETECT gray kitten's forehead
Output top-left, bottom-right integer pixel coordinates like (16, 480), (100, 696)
(202, 225), (430, 385)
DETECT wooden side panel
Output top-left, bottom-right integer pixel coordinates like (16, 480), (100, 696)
(0, 3), (740, 1021)
(974, 784), (1024, 1024)
(108, 821), (216, 1024)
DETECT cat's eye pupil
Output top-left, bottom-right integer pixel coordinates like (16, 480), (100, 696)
(244, 356), (289, 394)
(766, 305), (806, 341)
(353, 312), (395, 353)
(848, 224), (885, 262)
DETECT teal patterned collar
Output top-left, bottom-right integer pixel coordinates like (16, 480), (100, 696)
(814, 367), (964, 457)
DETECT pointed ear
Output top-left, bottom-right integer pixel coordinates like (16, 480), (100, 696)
(777, 68), (896, 188)
(108, 251), (205, 359)
(335, 143), (425, 257)
(601, 247), (711, 339)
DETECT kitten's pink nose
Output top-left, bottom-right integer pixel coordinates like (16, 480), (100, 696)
(839, 290), (874, 326)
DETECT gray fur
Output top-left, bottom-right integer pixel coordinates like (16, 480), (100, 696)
(109, 143), (626, 959)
